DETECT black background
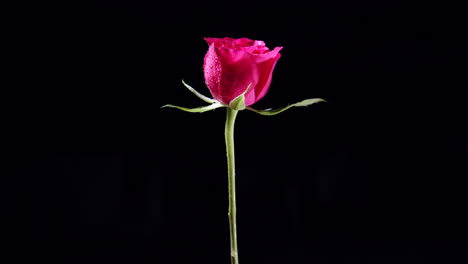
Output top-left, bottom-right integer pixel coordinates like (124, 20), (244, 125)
(3, 1), (466, 263)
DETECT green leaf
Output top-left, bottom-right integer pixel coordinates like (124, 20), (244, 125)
(162, 102), (225, 113)
(182, 80), (217, 104)
(246, 98), (327, 116)
(228, 84), (252, 110)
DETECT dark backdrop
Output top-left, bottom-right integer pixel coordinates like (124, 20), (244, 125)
(3, 1), (466, 263)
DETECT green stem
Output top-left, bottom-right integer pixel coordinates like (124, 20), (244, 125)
(225, 108), (239, 264)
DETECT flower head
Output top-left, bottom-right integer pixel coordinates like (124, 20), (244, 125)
(203, 37), (282, 106)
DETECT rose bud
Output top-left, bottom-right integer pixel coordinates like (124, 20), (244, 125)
(203, 37), (282, 107)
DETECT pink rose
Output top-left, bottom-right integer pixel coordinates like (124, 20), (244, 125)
(203, 37), (283, 106)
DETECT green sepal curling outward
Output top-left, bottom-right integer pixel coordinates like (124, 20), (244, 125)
(162, 80), (224, 113)
(162, 102), (224, 113)
(182, 79), (217, 104)
(228, 84), (252, 111)
(246, 98), (327, 116)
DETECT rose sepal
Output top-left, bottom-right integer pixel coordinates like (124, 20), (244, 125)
(181, 79), (217, 104)
(228, 84), (252, 111)
(162, 102), (224, 113)
(161, 80), (225, 113)
(246, 98), (327, 116)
